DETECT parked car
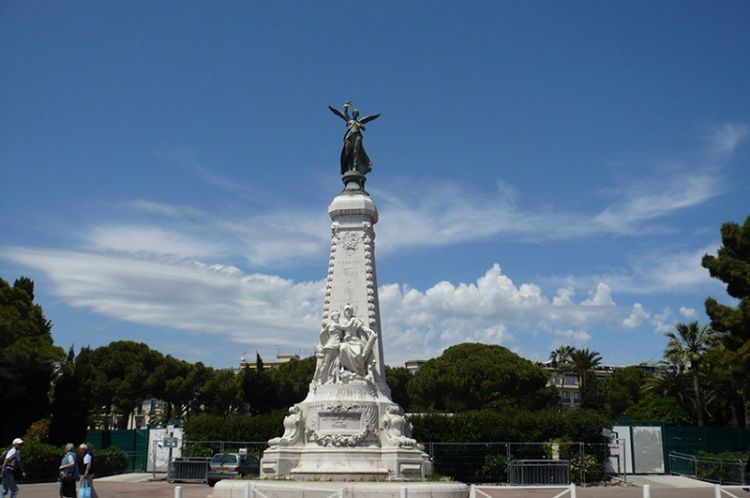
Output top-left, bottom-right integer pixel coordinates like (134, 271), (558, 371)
(207, 452), (260, 486)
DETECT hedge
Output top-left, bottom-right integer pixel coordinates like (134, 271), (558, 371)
(183, 411), (286, 443)
(7, 443), (127, 482)
(410, 408), (609, 443)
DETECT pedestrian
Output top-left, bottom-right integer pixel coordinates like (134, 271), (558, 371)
(58, 443), (78, 498)
(1, 438), (25, 498)
(77, 444), (97, 498)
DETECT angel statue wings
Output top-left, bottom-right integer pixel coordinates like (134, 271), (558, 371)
(329, 102), (380, 181)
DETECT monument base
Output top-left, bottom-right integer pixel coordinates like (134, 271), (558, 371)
(261, 445), (432, 481)
(214, 480), (469, 498)
(260, 381), (432, 480)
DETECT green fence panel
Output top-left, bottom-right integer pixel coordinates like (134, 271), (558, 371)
(663, 426), (750, 473)
(85, 430), (108, 451)
(134, 429), (149, 472)
(85, 429), (149, 472)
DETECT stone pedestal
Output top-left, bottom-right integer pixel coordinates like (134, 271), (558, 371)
(260, 191), (432, 480)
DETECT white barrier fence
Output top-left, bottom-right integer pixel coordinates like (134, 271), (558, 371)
(471, 484), (577, 498)
(715, 484), (750, 498)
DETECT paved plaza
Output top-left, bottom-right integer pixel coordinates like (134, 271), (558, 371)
(10, 478), (749, 498)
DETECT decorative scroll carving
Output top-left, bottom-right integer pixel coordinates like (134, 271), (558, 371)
(267, 405), (303, 448)
(381, 405), (417, 448)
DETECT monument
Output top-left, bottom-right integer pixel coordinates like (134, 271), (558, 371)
(260, 103), (432, 480)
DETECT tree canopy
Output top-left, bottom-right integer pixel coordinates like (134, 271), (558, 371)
(407, 343), (558, 412)
(0, 277), (65, 443)
(702, 215), (750, 409)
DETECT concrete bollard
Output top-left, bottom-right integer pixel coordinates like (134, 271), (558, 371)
(643, 484), (651, 498)
(715, 484), (722, 498)
(469, 484), (476, 498)
(400, 485), (408, 498)
(174, 486), (182, 498)
(569, 483), (577, 498)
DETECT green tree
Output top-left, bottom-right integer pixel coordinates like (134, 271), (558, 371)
(384, 365), (413, 412)
(242, 354), (277, 414)
(85, 341), (164, 428)
(568, 348), (602, 408)
(627, 393), (694, 426)
(200, 368), (243, 415)
(0, 276), (65, 443)
(643, 366), (687, 400)
(407, 343), (558, 412)
(49, 346), (92, 444)
(664, 321), (716, 427)
(268, 356), (316, 409)
(601, 366), (645, 419)
(548, 345), (575, 369)
(702, 215), (750, 425)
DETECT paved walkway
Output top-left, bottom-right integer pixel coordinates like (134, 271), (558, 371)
(624, 475), (715, 489)
(14, 478), (748, 498)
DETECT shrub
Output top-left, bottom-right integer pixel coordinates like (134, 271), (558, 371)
(570, 454), (604, 483)
(94, 447), (129, 477)
(19, 442), (61, 481)
(694, 451), (749, 484)
(478, 453), (508, 482)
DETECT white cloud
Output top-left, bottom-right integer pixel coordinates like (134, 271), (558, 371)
(623, 303), (650, 328)
(2, 245), (641, 366)
(706, 123), (749, 156)
(552, 244), (719, 296)
(1, 247), (324, 348)
(582, 283), (616, 307)
(679, 306), (697, 318)
(86, 225), (225, 259)
(651, 308), (675, 334)
(553, 329), (592, 345)
(592, 172), (720, 233)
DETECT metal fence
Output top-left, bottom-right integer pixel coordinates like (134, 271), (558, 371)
(669, 451), (748, 485)
(168, 457), (211, 483)
(419, 442), (615, 484)
(509, 459), (570, 485)
(173, 440), (618, 484)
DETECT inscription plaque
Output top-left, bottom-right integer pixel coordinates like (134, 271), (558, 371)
(319, 412), (361, 433)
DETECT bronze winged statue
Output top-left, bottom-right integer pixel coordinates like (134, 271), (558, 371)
(329, 102), (380, 186)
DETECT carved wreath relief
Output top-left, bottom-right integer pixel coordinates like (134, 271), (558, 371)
(306, 403), (378, 447)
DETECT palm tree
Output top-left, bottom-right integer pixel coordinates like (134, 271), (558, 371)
(568, 348), (603, 398)
(664, 321), (716, 427)
(549, 345), (575, 369)
(643, 365), (687, 401)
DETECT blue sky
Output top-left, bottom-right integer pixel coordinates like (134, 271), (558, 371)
(1, 1), (749, 368)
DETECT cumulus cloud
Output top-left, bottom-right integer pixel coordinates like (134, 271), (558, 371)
(651, 308), (676, 334)
(1, 244), (640, 365)
(623, 303), (650, 328)
(582, 283), (616, 307)
(679, 306), (697, 318)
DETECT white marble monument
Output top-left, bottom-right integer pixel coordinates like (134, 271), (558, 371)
(260, 190), (432, 480)
(260, 103), (433, 480)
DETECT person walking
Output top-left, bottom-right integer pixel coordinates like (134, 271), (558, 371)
(1, 438), (25, 498)
(58, 444), (78, 498)
(77, 444), (96, 498)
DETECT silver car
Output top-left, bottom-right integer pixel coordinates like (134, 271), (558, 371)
(206, 452), (260, 486)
